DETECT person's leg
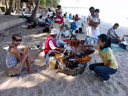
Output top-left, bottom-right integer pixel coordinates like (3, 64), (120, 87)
(93, 38), (98, 44)
(119, 43), (127, 50)
(86, 36), (93, 44)
(111, 38), (120, 44)
(94, 66), (117, 80)
(22, 53), (36, 73)
(89, 63), (104, 71)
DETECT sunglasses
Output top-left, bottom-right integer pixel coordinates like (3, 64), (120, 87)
(13, 38), (22, 42)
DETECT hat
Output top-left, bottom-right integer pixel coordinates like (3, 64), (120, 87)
(50, 28), (59, 35)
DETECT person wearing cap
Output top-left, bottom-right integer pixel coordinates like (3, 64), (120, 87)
(44, 28), (63, 56)
(44, 28), (63, 65)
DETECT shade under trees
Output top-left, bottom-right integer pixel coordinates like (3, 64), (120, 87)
(5, 0), (14, 15)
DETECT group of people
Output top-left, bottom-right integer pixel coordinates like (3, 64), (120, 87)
(6, 5), (128, 82)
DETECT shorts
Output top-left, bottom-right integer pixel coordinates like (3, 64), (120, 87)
(8, 62), (24, 76)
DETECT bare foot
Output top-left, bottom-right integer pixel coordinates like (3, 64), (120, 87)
(28, 69), (38, 73)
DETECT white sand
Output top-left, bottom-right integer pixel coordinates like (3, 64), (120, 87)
(0, 21), (128, 96)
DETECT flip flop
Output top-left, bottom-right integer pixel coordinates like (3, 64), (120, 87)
(9, 73), (21, 77)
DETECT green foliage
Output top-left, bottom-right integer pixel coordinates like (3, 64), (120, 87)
(40, 0), (61, 8)
(53, 0), (61, 7)
(41, 0), (46, 8)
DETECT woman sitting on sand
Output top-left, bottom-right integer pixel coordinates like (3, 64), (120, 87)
(6, 34), (37, 77)
(83, 34), (118, 81)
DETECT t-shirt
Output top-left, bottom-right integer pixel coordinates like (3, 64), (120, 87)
(92, 17), (99, 23)
(107, 27), (116, 38)
(94, 44), (118, 69)
(54, 16), (63, 24)
(38, 17), (44, 22)
(87, 15), (99, 38)
(22, 11), (25, 16)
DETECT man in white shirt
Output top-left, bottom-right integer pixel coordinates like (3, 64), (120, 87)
(86, 7), (100, 44)
(107, 23), (121, 44)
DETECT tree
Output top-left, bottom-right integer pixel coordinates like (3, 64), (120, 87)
(5, 0), (14, 15)
(15, 0), (21, 13)
(41, 0), (46, 8)
(28, 0), (40, 22)
(5, 0), (8, 11)
(53, 0), (61, 7)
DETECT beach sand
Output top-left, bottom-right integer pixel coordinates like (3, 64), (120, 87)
(0, 21), (128, 96)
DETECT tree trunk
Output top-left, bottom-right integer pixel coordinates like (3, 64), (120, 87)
(5, 0), (14, 15)
(16, 0), (21, 13)
(5, 0), (8, 11)
(28, 0), (40, 22)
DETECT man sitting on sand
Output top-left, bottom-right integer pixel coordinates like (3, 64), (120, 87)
(6, 34), (37, 77)
(107, 23), (122, 44)
(44, 28), (63, 65)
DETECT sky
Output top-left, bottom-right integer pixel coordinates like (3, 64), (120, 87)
(59, 0), (128, 27)
(60, 0), (128, 9)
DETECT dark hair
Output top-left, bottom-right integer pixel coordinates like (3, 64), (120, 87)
(89, 6), (95, 11)
(57, 5), (61, 8)
(114, 23), (119, 26)
(39, 15), (42, 18)
(95, 9), (100, 13)
(12, 34), (21, 40)
(98, 34), (111, 50)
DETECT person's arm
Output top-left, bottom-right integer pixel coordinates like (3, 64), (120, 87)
(87, 17), (100, 27)
(49, 40), (56, 49)
(122, 35), (128, 41)
(10, 47), (28, 62)
(105, 60), (112, 67)
(105, 49), (112, 67)
(49, 40), (63, 53)
(81, 44), (93, 47)
(90, 20), (100, 27)
(87, 17), (91, 26)
(112, 35), (122, 42)
(114, 33), (119, 38)
(109, 29), (122, 41)
(49, 40), (61, 50)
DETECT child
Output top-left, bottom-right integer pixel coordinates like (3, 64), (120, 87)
(6, 34), (37, 77)
(92, 9), (100, 30)
(84, 34), (118, 81)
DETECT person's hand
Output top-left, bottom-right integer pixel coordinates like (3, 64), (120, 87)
(60, 48), (64, 52)
(119, 39), (123, 42)
(24, 46), (29, 53)
(54, 50), (60, 54)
